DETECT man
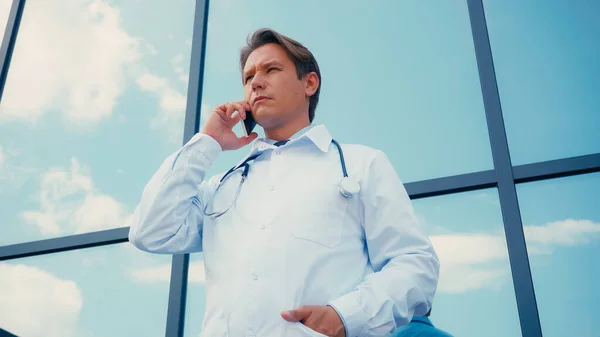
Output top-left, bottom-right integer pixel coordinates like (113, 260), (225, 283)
(129, 28), (440, 337)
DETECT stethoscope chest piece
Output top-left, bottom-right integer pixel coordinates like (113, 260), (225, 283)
(339, 177), (360, 198)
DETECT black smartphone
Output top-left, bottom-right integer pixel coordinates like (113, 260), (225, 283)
(242, 109), (257, 136)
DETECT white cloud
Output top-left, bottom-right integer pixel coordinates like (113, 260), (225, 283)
(0, 0), (140, 127)
(21, 158), (131, 235)
(430, 233), (509, 294)
(430, 218), (600, 294)
(130, 260), (206, 283)
(136, 72), (168, 92)
(524, 218), (600, 247)
(136, 71), (187, 144)
(0, 263), (82, 337)
(0, 0), (187, 142)
(431, 234), (508, 266)
(71, 194), (130, 233)
(189, 260), (207, 283)
(161, 90), (187, 112)
(133, 53), (190, 144)
(22, 211), (63, 235)
(437, 264), (507, 293)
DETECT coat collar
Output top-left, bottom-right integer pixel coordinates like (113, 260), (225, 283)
(232, 124), (333, 169)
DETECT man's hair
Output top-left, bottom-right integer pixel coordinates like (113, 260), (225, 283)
(240, 28), (321, 123)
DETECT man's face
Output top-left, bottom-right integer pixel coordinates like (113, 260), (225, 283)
(243, 43), (310, 129)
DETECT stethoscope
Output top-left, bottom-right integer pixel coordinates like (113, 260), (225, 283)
(202, 139), (360, 219)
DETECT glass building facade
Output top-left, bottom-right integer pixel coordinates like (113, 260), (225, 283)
(0, 0), (598, 336)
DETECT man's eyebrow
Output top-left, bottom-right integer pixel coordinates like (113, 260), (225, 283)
(263, 60), (283, 68)
(243, 60), (284, 79)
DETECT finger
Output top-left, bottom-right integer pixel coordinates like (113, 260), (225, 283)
(243, 132), (258, 144)
(232, 103), (246, 120)
(281, 306), (311, 322)
(233, 132), (257, 148)
(232, 100), (251, 111)
(241, 100), (251, 112)
(213, 104), (229, 122)
(300, 319), (319, 333)
(214, 103), (236, 123)
(228, 112), (241, 127)
(280, 311), (298, 322)
(225, 103), (236, 119)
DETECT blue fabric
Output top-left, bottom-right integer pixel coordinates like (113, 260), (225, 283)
(390, 317), (453, 337)
(273, 140), (289, 146)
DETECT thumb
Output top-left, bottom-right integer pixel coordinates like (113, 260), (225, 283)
(281, 306), (311, 322)
(240, 132), (258, 146)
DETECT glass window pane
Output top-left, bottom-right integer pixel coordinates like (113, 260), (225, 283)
(484, 1), (600, 165)
(0, 0), (195, 245)
(184, 253), (208, 337)
(0, 0), (11, 41)
(0, 244), (171, 337)
(408, 189), (521, 337)
(198, 1), (493, 182)
(517, 173), (600, 337)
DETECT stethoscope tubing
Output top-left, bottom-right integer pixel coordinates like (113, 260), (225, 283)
(203, 139), (356, 218)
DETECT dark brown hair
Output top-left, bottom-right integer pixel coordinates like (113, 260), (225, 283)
(240, 28), (321, 123)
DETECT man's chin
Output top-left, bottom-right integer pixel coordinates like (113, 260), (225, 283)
(252, 109), (276, 126)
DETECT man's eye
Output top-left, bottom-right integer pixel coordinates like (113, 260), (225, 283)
(267, 67), (278, 72)
(245, 75), (253, 83)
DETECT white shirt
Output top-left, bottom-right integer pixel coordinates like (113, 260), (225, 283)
(129, 124), (440, 337)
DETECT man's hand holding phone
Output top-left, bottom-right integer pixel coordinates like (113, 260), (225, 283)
(200, 101), (258, 151)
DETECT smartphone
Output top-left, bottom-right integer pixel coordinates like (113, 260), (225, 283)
(242, 109), (257, 136)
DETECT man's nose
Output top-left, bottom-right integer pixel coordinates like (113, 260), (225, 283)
(251, 74), (266, 90)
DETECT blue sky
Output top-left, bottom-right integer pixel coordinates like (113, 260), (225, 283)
(484, 0), (600, 165)
(0, 1), (598, 337)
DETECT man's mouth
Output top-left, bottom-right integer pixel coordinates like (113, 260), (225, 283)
(254, 96), (270, 105)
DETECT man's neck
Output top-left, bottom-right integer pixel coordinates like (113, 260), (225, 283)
(264, 118), (310, 141)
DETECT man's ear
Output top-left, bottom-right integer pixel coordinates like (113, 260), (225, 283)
(304, 72), (319, 97)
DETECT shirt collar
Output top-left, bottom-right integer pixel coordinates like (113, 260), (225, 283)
(263, 124), (315, 145)
(253, 123), (332, 153)
(233, 124), (333, 168)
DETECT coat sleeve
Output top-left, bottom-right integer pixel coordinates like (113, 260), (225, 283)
(328, 149), (440, 337)
(128, 133), (222, 254)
